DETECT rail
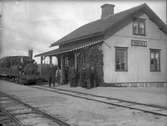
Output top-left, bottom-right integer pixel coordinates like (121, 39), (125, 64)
(0, 91), (70, 126)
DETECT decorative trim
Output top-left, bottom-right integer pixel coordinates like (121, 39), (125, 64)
(35, 40), (103, 57)
(52, 40), (103, 55)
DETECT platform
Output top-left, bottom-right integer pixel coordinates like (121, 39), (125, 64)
(57, 84), (167, 108)
(0, 80), (167, 126)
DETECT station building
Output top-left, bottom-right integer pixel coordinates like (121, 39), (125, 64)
(35, 3), (167, 87)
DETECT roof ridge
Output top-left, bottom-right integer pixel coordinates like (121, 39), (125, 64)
(102, 3), (146, 20)
(50, 3), (166, 47)
(51, 3), (147, 47)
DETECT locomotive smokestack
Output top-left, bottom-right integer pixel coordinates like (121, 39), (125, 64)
(28, 49), (33, 59)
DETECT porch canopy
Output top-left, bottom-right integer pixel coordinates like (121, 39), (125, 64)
(35, 40), (103, 57)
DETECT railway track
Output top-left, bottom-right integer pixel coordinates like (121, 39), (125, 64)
(0, 91), (70, 126)
(0, 109), (23, 126)
(33, 85), (167, 117)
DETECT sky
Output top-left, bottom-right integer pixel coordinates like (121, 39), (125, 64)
(0, 0), (166, 64)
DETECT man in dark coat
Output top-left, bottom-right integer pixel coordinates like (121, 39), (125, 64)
(48, 64), (56, 87)
(64, 66), (69, 84)
(79, 65), (87, 88)
(75, 70), (79, 86)
(52, 65), (57, 87)
(56, 67), (61, 84)
(48, 65), (52, 87)
(69, 66), (76, 87)
(89, 65), (96, 88)
(85, 64), (91, 89)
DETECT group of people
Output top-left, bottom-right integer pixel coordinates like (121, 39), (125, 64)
(48, 65), (62, 87)
(78, 64), (98, 89)
(48, 64), (99, 89)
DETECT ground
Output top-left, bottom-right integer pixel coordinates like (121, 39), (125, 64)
(58, 85), (167, 108)
(0, 80), (167, 126)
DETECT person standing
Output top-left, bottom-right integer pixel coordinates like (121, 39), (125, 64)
(79, 65), (87, 88)
(56, 67), (62, 85)
(75, 70), (79, 87)
(48, 64), (56, 87)
(52, 65), (57, 87)
(90, 65), (96, 88)
(64, 66), (69, 84)
(85, 64), (91, 89)
(56, 67), (59, 84)
(48, 64), (53, 87)
(69, 66), (76, 87)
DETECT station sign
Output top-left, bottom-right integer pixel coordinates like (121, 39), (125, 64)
(131, 39), (147, 47)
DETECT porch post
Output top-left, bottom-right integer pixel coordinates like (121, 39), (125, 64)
(74, 52), (77, 70)
(40, 56), (43, 64)
(57, 56), (61, 68)
(60, 55), (64, 84)
(49, 56), (52, 64)
(60, 55), (63, 69)
(40, 56), (43, 76)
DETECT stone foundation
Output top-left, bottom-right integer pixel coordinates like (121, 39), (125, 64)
(103, 82), (167, 87)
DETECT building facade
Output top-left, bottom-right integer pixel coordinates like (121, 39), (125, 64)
(103, 13), (167, 86)
(36, 3), (167, 87)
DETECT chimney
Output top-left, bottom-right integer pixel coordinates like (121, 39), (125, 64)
(28, 49), (33, 59)
(101, 4), (115, 19)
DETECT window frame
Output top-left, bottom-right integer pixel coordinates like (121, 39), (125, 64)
(133, 18), (146, 36)
(115, 47), (128, 72)
(150, 49), (161, 72)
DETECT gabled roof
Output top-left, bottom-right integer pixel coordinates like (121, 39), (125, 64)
(51, 3), (167, 47)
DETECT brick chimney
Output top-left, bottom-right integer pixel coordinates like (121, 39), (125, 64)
(101, 4), (115, 19)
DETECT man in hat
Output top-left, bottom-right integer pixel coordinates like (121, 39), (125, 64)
(89, 65), (96, 88)
(69, 65), (76, 87)
(48, 64), (56, 87)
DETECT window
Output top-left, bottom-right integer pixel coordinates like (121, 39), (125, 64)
(115, 47), (128, 71)
(150, 49), (161, 72)
(133, 18), (146, 35)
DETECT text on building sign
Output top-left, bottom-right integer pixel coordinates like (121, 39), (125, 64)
(131, 40), (147, 47)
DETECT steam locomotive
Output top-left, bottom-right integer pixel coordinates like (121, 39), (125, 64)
(0, 56), (41, 84)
